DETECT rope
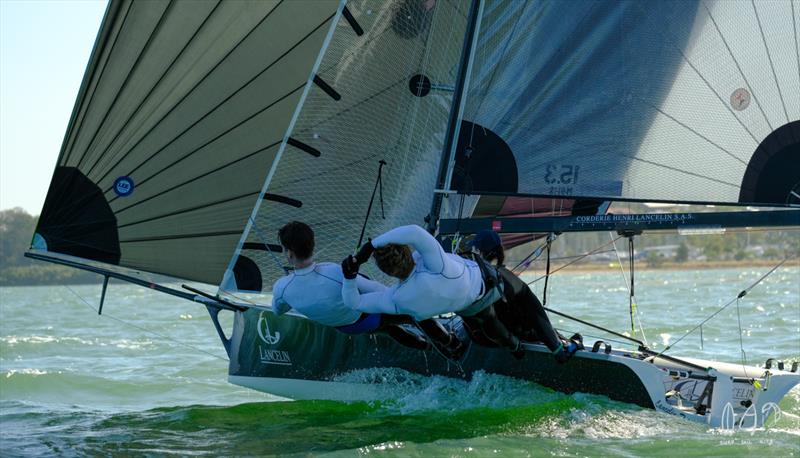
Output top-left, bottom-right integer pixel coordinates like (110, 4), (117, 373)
(653, 258), (788, 358)
(510, 240), (548, 273)
(735, 296), (751, 379)
(527, 236), (624, 285)
(628, 235), (636, 337)
(356, 160), (386, 251)
(542, 234), (553, 306)
(63, 284), (228, 362)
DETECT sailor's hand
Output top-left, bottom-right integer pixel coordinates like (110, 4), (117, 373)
(354, 239), (375, 265)
(341, 255), (359, 280)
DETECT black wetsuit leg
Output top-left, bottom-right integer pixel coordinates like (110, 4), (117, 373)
(375, 314), (430, 350)
(382, 325), (430, 350)
(498, 267), (562, 352)
(462, 305), (520, 351)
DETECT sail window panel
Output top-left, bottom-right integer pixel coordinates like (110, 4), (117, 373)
(310, 2), (461, 126)
(120, 235), (243, 286)
(64, 0), (170, 169)
(77, 1), (220, 176)
(242, 0), (470, 288)
(88, 0), (284, 183)
(94, 1), (336, 193)
(112, 150), (275, 228)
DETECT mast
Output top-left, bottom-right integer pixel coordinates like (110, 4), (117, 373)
(425, 0), (483, 234)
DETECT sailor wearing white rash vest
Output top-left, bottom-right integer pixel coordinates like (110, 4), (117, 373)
(272, 262), (384, 327)
(341, 224), (483, 320)
(341, 224), (522, 356)
(270, 220), (444, 351)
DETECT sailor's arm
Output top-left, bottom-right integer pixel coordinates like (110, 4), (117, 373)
(372, 224), (445, 272)
(270, 280), (291, 315)
(342, 278), (396, 314)
(355, 274), (386, 294)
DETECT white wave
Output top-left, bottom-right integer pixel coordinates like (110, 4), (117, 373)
(333, 368), (561, 414)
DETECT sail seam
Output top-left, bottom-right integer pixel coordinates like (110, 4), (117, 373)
(751, 0), (790, 124)
(93, 0), (288, 186)
(75, 0), (175, 172)
(645, 101), (748, 166)
(84, 0), (223, 180)
(633, 1), (761, 147)
(113, 141), (281, 215)
(627, 156), (743, 189)
(106, 83), (303, 204)
(101, 13), (331, 196)
(116, 191), (261, 229)
(120, 230), (246, 243)
(702, 1), (773, 132)
(61, 0), (134, 166)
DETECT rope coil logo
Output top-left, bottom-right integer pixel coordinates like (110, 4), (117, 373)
(257, 311), (281, 345)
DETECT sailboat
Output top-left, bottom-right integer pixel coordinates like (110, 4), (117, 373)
(26, 0), (799, 428)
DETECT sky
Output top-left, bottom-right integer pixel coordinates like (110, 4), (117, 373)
(0, 0), (107, 214)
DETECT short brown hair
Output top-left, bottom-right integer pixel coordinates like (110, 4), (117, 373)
(374, 244), (414, 279)
(278, 221), (314, 260)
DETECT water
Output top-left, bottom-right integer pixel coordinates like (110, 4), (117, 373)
(1, 267), (798, 456)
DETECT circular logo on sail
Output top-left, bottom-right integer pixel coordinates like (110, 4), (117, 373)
(113, 176), (134, 197)
(730, 88), (750, 111)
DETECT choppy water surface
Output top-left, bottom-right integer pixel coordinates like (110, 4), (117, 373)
(1, 267), (798, 456)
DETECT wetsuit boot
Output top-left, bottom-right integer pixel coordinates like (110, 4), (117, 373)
(554, 333), (584, 363)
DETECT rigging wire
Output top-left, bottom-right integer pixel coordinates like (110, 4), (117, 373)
(63, 284), (228, 362)
(527, 235), (624, 285)
(653, 257), (788, 359)
(248, 216), (290, 274)
(609, 232), (649, 346)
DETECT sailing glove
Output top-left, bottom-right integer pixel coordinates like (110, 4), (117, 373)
(341, 255), (359, 279)
(354, 239), (375, 265)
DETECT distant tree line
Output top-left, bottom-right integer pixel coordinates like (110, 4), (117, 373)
(0, 208), (99, 286)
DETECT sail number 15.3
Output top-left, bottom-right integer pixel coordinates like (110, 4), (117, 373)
(544, 164), (579, 195)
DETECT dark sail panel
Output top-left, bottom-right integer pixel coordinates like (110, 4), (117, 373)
(454, 0), (800, 206)
(32, 0), (340, 285)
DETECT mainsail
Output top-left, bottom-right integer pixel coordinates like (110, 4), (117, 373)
(224, 0), (475, 292)
(448, 0), (800, 207)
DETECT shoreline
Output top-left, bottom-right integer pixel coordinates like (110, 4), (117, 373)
(517, 258), (800, 274)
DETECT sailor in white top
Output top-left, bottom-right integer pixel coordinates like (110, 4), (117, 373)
(341, 224), (523, 356)
(341, 225), (482, 319)
(270, 221), (437, 350)
(272, 261), (383, 327)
